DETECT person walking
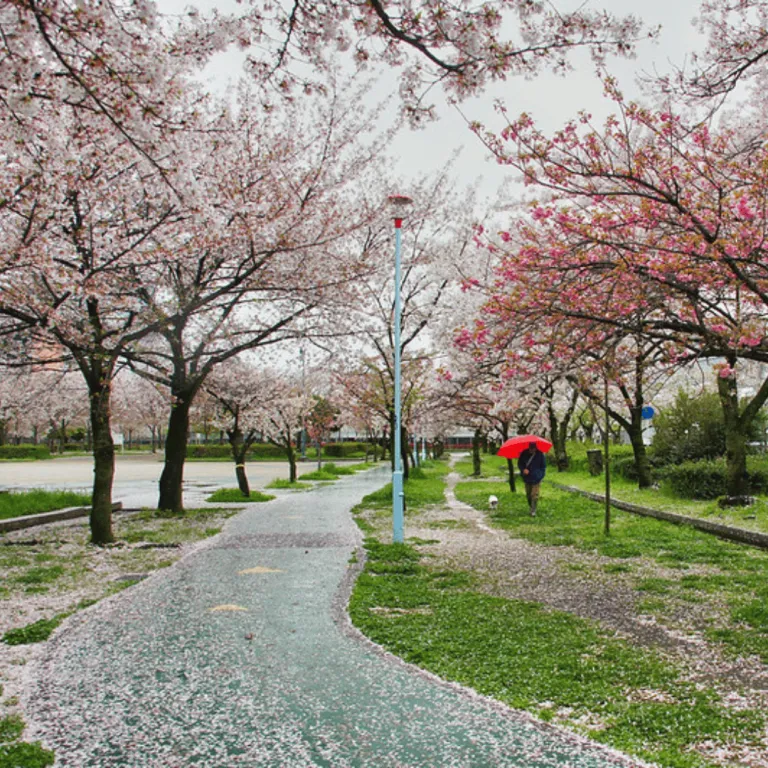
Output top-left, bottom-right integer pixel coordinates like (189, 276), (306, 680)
(517, 441), (546, 516)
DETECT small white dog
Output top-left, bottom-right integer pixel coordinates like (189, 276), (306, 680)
(488, 495), (498, 510)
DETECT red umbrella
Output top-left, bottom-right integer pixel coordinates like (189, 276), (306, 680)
(497, 435), (553, 459)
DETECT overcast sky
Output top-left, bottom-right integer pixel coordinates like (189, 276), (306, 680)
(164, 0), (708, 206)
(379, 0), (708, 206)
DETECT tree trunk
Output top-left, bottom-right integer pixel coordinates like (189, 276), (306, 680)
(718, 372), (749, 498)
(499, 423), (516, 492)
(228, 427), (250, 497)
(472, 427), (482, 477)
(547, 387), (578, 471)
(288, 445), (297, 483)
(401, 424), (410, 481)
(628, 406), (652, 489)
(89, 380), (115, 545)
(158, 393), (193, 513)
(235, 462), (250, 496)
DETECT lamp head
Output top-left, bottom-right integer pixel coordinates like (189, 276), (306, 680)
(387, 194), (413, 209)
(388, 194), (413, 229)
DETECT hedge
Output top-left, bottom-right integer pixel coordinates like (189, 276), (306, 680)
(185, 443), (285, 459)
(323, 442), (376, 458)
(661, 458), (768, 500)
(0, 444), (50, 460)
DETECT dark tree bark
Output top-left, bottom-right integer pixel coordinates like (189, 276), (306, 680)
(287, 443), (297, 482)
(718, 371), (750, 498)
(84, 357), (116, 545)
(545, 384), (579, 472)
(227, 423), (251, 497)
(472, 427), (483, 477)
(499, 422), (516, 493)
(158, 390), (194, 513)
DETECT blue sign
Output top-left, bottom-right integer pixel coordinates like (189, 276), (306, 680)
(641, 405), (655, 419)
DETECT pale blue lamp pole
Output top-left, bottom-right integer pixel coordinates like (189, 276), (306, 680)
(388, 193), (412, 544)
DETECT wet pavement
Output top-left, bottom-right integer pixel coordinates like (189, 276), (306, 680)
(0, 455), (290, 510)
(23, 466), (645, 767)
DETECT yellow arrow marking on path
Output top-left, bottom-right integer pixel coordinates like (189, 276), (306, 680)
(238, 566), (284, 574)
(209, 604), (248, 612)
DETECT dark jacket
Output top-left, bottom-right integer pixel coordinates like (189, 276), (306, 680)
(518, 448), (546, 485)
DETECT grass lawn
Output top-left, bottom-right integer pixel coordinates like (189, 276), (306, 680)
(0, 490), (91, 521)
(455, 479), (768, 661)
(299, 462), (373, 482)
(349, 537), (763, 768)
(265, 479), (312, 490)
(204, 488), (275, 503)
(349, 459), (768, 768)
(456, 448), (768, 533)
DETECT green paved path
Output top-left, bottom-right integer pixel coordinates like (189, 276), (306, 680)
(26, 468), (645, 767)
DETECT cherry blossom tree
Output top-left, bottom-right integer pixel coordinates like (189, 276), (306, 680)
(675, 0), (768, 100)
(125, 79), (387, 513)
(472, 81), (768, 497)
(206, 360), (274, 496)
(0, 368), (37, 444)
(206, 359), (315, 488)
(202, 0), (647, 124)
(0, 0), (224, 542)
(113, 373), (170, 452)
(263, 386), (313, 483)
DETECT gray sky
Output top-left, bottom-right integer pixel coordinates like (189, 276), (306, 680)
(382, 0), (708, 205)
(163, 0), (708, 205)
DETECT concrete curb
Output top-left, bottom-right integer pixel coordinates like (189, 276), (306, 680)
(551, 482), (768, 550)
(0, 502), (123, 533)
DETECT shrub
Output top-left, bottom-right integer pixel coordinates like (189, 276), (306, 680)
(186, 444), (231, 459)
(186, 442), (305, 460)
(323, 442), (374, 458)
(61, 442), (87, 452)
(249, 443), (286, 459)
(651, 389), (766, 464)
(661, 457), (768, 500)
(0, 444), (50, 460)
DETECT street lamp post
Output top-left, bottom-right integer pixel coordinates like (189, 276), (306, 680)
(388, 193), (412, 544)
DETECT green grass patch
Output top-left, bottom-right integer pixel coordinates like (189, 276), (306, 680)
(13, 566), (65, 586)
(299, 470), (339, 481)
(0, 740), (55, 768)
(359, 462), (447, 511)
(321, 462), (363, 476)
(453, 454), (509, 479)
(455, 478), (768, 664)
(2, 612), (71, 645)
(0, 490), (91, 521)
(0, 715), (24, 743)
(204, 488), (275, 503)
(265, 479), (312, 490)
(117, 507), (240, 546)
(349, 538), (764, 768)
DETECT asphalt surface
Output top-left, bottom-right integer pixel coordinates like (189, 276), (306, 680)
(23, 465), (645, 767)
(0, 454), (291, 510)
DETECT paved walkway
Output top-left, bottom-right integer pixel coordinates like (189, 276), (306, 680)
(25, 468), (643, 767)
